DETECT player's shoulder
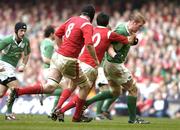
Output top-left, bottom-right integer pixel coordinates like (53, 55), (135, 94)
(23, 36), (30, 43)
(1, 35), (13, 43)
(115, 22), (126, 29)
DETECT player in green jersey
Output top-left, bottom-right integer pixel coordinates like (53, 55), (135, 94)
(0, 22), (30, 120)
(39, 25), (63, 114)
(84, 12), (150, 124)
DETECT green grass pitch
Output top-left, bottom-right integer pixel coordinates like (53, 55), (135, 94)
(0, 114), (179, 130)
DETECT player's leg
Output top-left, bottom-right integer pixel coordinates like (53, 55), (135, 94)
(95, 84), (107, 119)
(122, 79), (150, 124)
(121, 79), (137, 123)
(70, 72), (92, 122)
(0, 84), (8, 98)
(54, 78), (75, 111)
(5, 78), (20, 120)
(71, 63), (98, 122)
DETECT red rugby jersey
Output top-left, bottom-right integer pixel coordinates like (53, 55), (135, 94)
(55, 16), (93, 58)
(79, 26), (128, 67)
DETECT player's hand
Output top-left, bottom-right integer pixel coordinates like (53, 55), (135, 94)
(127, 34), (136, 44)
(131, 38), (139, 46)
(17, 64), (25, 72)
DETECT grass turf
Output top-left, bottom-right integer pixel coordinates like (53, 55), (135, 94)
(0, 114), (179, 130)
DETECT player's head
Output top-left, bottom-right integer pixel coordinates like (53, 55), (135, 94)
(44, 25), (55, 39)
(128, 12), (146, 33)
(96, 12), (109, 27)
(15, 22), (27, 40)
(81, 4), (95, 23)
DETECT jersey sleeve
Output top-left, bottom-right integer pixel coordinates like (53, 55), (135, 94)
(0, 36), (11, 51)
(81, 23), (93, 45)
(55, 18), (71, 38)
(109, 31), (128, 44)
(55, 23), (66, 38)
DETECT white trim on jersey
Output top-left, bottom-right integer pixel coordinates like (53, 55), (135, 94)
(80, 22), (91, 29)
(107, 30), (112, 39)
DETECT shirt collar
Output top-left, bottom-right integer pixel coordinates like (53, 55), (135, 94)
(125, 22), (131, 35)
(97, 26), (107, 28)
(80, 15), (89, 21)
(13, 35), (24, 47)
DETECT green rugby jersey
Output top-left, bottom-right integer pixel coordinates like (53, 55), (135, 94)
(0, 35), (31, 67)
(105, 23), (131, 63)
(40, 38), (54, 68)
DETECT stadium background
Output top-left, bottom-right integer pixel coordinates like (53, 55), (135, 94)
(0, 0), (179, 119)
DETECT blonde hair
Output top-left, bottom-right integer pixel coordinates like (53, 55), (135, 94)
(129, 11), (146, 24)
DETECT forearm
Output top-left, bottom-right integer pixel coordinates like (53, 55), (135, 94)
(42, 56), (51, 64)
(107, 44), (116, 58)
(21, 54), (29, 66)
(55, 35), (62, 47)
(86, 45), (99, 66)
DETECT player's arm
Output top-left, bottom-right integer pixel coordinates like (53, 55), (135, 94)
(41, 45), (54, 65)
(55, 23), (66, 47)
(107, 44), (116, 58)
(18, 54), (30, 72)
(55, 18), (71, 47)
(18, 40), (31, 72)
(82, 24), (99, 66)
(41, 55), (51, 65)
(86, 45), (99, 66)
(0, 37), (11, 51)
(109, 31), (136, 45)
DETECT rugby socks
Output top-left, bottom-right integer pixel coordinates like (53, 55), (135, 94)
(73, 96), (85, 120)
(96, 100), (104, 115)
(86, 90), (114, 106)
(51, 96), (60, 112)
(6, 98), (13, 114)
(56, 89), (72, 109)
(127, 96), (137, 121)
(101, 97), (117, 112)
(60, 95), (78, 113)
(17, 82), (42, 96)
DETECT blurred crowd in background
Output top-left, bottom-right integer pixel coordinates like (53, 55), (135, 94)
(0, 0), (179, 119)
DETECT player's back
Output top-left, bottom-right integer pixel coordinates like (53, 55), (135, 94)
(79, 26), (111, 67)
(56, 16), (93, 58)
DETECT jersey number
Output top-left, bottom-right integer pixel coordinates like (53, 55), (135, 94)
(92, 33), (101, 48)
(65, 23), (75, 38)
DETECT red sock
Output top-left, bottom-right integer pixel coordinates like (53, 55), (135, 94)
(73, 95), (85, 120)
(17, 82), (43, 96)
(56, 89), (72, 109)
(60, 95), (78, 113)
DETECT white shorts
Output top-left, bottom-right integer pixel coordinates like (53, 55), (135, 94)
(104, 59), (132, 85)
(0, 60), (16, 81)
(79, 61), (98, 86)
(50, 52), (88, 87)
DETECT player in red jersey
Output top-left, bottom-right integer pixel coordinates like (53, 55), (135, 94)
(8, 4), (99, 122)
(52, 12), (136, 122)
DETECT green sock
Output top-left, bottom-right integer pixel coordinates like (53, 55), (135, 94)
(96, 100), (104, 115)
(6, 102), (13, 114)
(101, 97), (118, 112)
(86, 91), (114, 106)
(127, 96), (137, 121)
(51, 95), (60, 112)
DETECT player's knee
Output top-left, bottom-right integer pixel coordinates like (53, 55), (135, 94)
(111, 89), (120, 97)
(43, 79), (59, 93)
(128, 81), (138, 97)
